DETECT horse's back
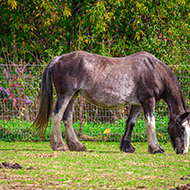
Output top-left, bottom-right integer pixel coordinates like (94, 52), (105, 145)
(51, 51), (174, 107)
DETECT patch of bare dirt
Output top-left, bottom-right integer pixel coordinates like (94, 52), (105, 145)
(0, 162), (36, 171)
(170, 175), (190, 190)
(170, 184), (190, 190)
(0, 162), (22, 169)
(23, 153), (58, 158)
(180, 175), (190, 181)
(0, 173), (41, 190)
(0, 183), (41, 190)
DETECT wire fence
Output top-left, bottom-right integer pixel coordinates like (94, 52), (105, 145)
(0, 64), (190, 142)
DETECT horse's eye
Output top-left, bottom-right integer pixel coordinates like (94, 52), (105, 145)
(181, 125), (185, 131)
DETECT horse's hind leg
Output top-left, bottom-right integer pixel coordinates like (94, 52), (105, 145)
(50, 95), (74, 151)
(62, 93), (86, 151)
(120, 105), (141, 153)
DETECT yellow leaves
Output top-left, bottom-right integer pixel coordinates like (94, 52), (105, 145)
(79, 36), (83, 42)
(0, 57), (3, 62)
(177, 0), (186, 5)
(23, 24), (29, 32)
(136, 2), (149, 14)
(40, 1), (46, 8)
(30, 25), (36, 32)
(63, 6), (71, 17)
(85, 39), (88, 44)
(135, 32), (140, 41)
(103, 129), (111, 134)
(141, 30), (146, 36)
(78, 35), (93, 45)
(157, 133), (163, 139)
(44, 18), (52, 27)
(168, 29), (172, 34)
(8, 0), (17, 9)
(151, 14), (155, 19)
(51, 13), (58, 20)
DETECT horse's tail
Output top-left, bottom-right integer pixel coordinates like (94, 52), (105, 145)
(32, 56), (60, 136)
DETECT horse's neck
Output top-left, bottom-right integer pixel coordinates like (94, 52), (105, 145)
(163, 87), (186, 120)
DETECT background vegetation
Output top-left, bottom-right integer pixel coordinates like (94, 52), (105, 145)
(0, 0), (190, 141)
(0, 3), (190, 190)
(0, 0), (189, 65)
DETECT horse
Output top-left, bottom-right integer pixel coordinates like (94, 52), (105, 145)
(32, 51), (190, 154)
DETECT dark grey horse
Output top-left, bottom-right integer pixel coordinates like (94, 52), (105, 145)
(32, 51), (190, 154)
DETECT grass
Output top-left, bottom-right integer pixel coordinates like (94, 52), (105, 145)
(0, 113), (170, 142)
(0, 141), (190, 189)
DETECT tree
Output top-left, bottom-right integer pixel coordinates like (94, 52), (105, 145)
(0, 0), (189, 65)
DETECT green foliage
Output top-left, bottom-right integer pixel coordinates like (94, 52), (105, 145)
(0, 0), (189, 64)
(0, 113), (170, 142)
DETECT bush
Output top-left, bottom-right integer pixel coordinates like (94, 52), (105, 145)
(0, 65), (43, 120)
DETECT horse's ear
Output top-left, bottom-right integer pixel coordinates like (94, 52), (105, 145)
(176, 112), (190, 125)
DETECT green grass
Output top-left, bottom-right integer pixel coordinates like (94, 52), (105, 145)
(0, 113), (170, 142)
(0, 141), (190, 189)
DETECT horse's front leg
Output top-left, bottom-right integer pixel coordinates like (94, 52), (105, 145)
(145, 114), (164, 153)
(142, 98), (164, 154)
(120, 105), (141, 153)
(63, 94), (86, 151)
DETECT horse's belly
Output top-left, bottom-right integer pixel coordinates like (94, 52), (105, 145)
(80, 90), (140, 109)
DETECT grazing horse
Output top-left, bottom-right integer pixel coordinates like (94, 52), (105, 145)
(32, 51), (190, 154)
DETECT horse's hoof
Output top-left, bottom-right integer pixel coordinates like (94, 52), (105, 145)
(50, 141), (69, 151)
(148, 145), (165, 154)
(56, 146), (69, 151)
(51, 144), (69, 151)
(67, 141), (87, 151)
(50, 134), (69, 151)
(120, 144), (135, 153)
(123, 148), (135, 153)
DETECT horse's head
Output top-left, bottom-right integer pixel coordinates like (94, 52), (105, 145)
(168, 112), (190, 154)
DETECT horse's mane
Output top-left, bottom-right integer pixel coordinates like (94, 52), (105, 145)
(156, 58), (187, 111)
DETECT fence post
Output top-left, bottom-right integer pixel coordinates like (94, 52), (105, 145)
(79, 95), (83, 140)
(78, 20), (82, 140)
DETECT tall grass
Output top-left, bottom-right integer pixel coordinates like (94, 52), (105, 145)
(0, 112), (170, 142)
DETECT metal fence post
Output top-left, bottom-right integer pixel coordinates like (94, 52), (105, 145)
(79, 95), (83, 140)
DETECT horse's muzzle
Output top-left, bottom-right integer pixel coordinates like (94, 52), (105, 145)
(175, 147), (186, 154)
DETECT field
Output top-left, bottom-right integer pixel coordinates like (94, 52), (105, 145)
(0, 141), (190, 190)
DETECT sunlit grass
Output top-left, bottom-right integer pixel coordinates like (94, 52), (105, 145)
(0, 141), (189, 189)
